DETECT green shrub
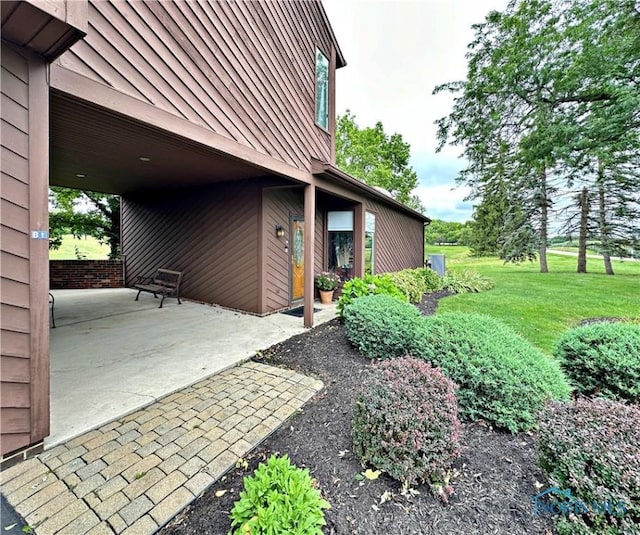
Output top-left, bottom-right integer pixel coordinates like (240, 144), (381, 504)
(353, 357), (460, 499)
(441, 269), (494, 294)
(410, 313), (570, 432)
(537, 398), (640, 534)
(554, 322), (640, 403)
(385, 269), (429, 303)
(337, 274), (405, 317)
(344, 294), (422, 359)
(229, 454), (330, 535)
(416, 267), (443, 293)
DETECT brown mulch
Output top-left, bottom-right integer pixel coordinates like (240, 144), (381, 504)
(163, 293), (555, 535)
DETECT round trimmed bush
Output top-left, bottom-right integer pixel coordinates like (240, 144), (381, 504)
(410, 312), (571, 432)
(344, 294), (422, 360)
(229, 454), (330, 534)
(418, 267), (443, 293)
(538, 398), (640, 534)
(554, 322), (640, 403)
(352, 357), (460, 496)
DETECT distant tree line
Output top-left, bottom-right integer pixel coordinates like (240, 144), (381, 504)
(434, 0), (639, 274)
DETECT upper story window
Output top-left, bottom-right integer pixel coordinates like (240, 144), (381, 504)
(315, 48), (329, 130)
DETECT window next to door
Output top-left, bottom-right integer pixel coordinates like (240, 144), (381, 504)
(365, 211), (376, 275)
(315, 48), (329, 130)
(327, 211), (353, 280)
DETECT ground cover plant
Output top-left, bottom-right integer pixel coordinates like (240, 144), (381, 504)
(427, 246), (640, 353)
(343, 294), (422, 359)
(554, 322), (640, 403)
(352, 357), (460, 500)
(537, 398), (640, 534)
(411, 312), (571, 432)
(228, 454), (330, 534)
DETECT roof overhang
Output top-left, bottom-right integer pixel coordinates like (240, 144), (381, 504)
(311, 159), (431, 223)
(50, 92), (280, 195)
(1, 1), (87, 62)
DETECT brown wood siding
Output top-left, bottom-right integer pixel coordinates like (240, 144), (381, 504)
(262, 187), (304, 313)
(122, 180), (261, 313)
(58, 0), (336, 172)
(364, 199), (425, 273)
(1, 44), (31, 456)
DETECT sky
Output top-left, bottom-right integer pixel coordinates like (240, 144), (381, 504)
(323, 0), (509, 222)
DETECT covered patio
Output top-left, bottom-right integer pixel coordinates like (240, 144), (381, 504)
(48, 289), (336, 447)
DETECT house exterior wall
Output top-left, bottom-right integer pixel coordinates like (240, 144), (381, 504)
(261, 187), (304, 312)
(364, 198), (425, 273)
(1, 43), (50, 458)
(122, 180), (261, 313)
(57, 0), (337, 172)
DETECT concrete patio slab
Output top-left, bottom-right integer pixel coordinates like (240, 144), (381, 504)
(1, 361), (324, 534)
(49, 289), (335, 446)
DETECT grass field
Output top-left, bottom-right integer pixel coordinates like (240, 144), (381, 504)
(426, 245), (640, 353)
(49, 235), (110, 260)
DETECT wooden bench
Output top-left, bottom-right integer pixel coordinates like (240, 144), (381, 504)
(134, 269), (183, 308)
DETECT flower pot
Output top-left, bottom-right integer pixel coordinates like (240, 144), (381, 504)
(319, 290), (334, 304)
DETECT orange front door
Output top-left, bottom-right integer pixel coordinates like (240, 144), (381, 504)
(291, 217), (304, 301)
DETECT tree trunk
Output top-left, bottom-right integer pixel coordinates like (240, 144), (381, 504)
(577, 187), (589, 273)
(598, 183), (614, 275)
(539, 166), (549, 273)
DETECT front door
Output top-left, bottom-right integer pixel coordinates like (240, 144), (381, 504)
(291, 216), (304, 302)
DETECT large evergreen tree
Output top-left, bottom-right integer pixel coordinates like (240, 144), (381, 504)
(434, 0), (640, 272)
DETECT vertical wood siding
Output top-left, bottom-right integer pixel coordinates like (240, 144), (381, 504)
(122, 180), (261, 313)
(58, 0), (336, 171)
(365, 199), (425, 273)
(262, 187), (304, 312)
(1, 44), (32, 455)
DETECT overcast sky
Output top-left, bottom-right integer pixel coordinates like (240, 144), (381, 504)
(323, 0), (508, 222)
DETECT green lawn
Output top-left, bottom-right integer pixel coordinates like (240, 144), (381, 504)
(49, 235), (110, 260)
(426, 246), (640, 353)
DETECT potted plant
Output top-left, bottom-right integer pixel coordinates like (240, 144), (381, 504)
(315, 272), (340, 304)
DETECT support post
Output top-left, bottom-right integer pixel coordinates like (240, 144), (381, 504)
(303, 182), (316, 327)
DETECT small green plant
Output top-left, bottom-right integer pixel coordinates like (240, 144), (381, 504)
(229, 454), (330, 534)
(337, 274), (405, 317)
(134, 471), (147, 480)
(385, 269), (429, 303)
(554, 322), (640, 403)
(411, 312), (570, 432)
(352, 357), (460, 500)
(314, 271), (340, 291)
(344, 294), (422, 360)
(538, 398), (640, 534)
(416, 267), (443, 293)
(441, 269), (494, 294)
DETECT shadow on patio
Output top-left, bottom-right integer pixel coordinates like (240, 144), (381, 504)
(49, 289), (336, 447)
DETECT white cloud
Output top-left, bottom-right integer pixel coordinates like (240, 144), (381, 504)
(416, 183), (473, 222)
(323, 0), (509, 222)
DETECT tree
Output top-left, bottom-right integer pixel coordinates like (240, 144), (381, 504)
(336, 111), (423, 211)
(49, 187), (121, 259)
(434, 0), (640, 272)
(424, 219), (472, 245)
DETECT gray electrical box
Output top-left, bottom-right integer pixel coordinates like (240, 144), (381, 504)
(428, 254), (446, 276)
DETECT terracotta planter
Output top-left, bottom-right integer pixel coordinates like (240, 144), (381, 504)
(319, 290), (334, 304)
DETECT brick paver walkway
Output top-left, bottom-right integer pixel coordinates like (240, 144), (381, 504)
(1, 362), (323, 534)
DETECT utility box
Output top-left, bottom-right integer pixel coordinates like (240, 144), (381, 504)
(427, 254), (446, 276)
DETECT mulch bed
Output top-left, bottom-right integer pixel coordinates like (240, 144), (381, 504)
(163, 293), (556, 535)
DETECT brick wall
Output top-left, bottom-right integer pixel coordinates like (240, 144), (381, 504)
(50, 260), (124, 289)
